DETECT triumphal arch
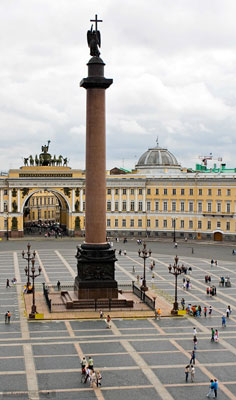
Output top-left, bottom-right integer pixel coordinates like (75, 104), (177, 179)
(0, 142), (85, 238)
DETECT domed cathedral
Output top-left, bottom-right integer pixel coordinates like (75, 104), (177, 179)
(0, 139), (236, 241)
(135, 138), (182, 175)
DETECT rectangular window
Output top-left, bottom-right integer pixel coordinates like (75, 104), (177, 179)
(4, 219), (7, 228)
(83, 189), (86, 194)
(147, 201), (151, 211)
(44, 211), (47, 219)
(130, 201), (135, 211)
(181, 201), (185, 212)
(130, 188), (134, 195)
(115, 189), (119, 195)
(107, 219), (111, 227)
(32, 212), (35, 220)
(115, 202), (119, 211)
(198, 189), (202, 196)
(227, 189), (231, 196)
(48, 211), (50, 219)
(44, 197), (46, 205)
(208, 189), (212, 195)
(130, 219), (134, 227)
(138, 201), (142, 211)
(226, 221), (230, 230)
(163, 219), (167, 228)
(189, 189), (193, 195)
(107, 201), (111, 211)
(189, 202), (193, 212)
(83, 201), (85, 211)
(207, 202), (212, 212)
(218, 189), (221, 196)
(122, 201), (126, 211)
(217, 203), (221, 212)
(52, 211), (54, 218)
(198, 220), (202, 229)
(122, 219), (126, 227)
(163, 201), (168, 211)
(198, 202), (202, 212)
(147, 219), (151, 227)
(115, 219), (118, 227)
(139, 189), (142, 195)
(164, 188), (168, 195)
(147, 188), (151, 195)
(155, 201), (159, 211)
(189, 220), (193, 229)
(4, 202), (8, 212)
(123, 189), (126, 195)
(172, 202), (176, 211)
(172, 189), (176, 195)
(107, 188), (111, 195)
(4, 189), (7, 195)
(181, 188), (185, 195)
(138, 219), (142, 227)
(155, 188), (159, 195)
(180, 220), (184, 228)
(226, 203), (231, 213)
(155, 219), (158, 227)
(217, 221), (221, 228)
(207, 221), (211, 229)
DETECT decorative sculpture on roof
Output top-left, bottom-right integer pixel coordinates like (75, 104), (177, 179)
(23, 142), (68, 167)
(87, 14), (102, 57)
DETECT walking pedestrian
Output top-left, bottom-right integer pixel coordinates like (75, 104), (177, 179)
(211, 328), (215, 342)
(222, 315), (226, 327)
(6, 279), (10, 288)
(57, 280), (60, 290)
(7, 311), (11, 323)
(181, 298), (185, 310)
(132, 266), (135, 274)
(214, 329), (219, 342)
(204, 306), (207, 317)
(185, 365), (190, 382)
(96, 370), (102, 387)
(214, 379), (218, 398)
(209, 305), (213, 316)
(226, 307), (230, 318)
(190, 365), (195, 382)
(210, 259), (214, 267)
(189, 350), (196, 365)
(105, 315), (111, 329)
(99, 310), (103, 319)
(81, 356), (87, 373)
(206, 379), (215, 397)
(157, 308), (161, 320)
(193, 327), (197, 336)
(87, 357), (94, 370)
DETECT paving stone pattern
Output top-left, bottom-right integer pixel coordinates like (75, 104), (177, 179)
(0, 247), (236, 399)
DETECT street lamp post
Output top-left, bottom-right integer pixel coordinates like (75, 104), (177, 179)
(22, 243), (36, 288)
(138, 242), (152, 292)
(25, 258), (41, 317)
(168, 255), (184, 314)
(6, 212), (9, 241)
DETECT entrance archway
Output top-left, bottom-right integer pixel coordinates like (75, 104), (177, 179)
(214, 231), (223, 241)
(23, 189), (70, 236)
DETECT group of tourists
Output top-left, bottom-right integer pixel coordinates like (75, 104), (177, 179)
(206, 286), (217, 296)
(4, 311), (11, 324)
(219, 276), (231, 287)
(80, 356), (102, 388)
(210, 259), (218, 267)
(211, 328), (219, 342)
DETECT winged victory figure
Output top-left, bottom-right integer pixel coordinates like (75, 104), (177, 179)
(87, 24), (101, 57)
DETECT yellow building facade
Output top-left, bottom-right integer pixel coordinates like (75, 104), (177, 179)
(0, 142), (236, 241)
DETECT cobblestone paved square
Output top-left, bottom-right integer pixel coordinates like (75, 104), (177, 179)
(0, 240), (236, 399)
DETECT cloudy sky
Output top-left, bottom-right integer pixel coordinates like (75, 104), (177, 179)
(0, 0), (236, 171)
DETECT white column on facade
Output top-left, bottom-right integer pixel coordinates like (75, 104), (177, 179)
(135, 188), (138, 212)
(119, 188), (122, 212)
(143, 189), (146, 212)
(9, 189), (12, 212)
(72, 189), (75, 212)
(0, 189), (3, 212)
(80, 188), (83, 212)
(127, 188), (130, 212)
(17, 189), (20, 212)
(111, 188), (115, 212)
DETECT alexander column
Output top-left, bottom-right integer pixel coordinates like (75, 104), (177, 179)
(74, 15), (118, 300)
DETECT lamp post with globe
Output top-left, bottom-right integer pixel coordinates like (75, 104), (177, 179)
(168, 255), (184, 314)
(138, 242), (152, 292)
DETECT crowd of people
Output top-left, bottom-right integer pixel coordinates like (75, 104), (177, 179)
(80, 356), (102, 387)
